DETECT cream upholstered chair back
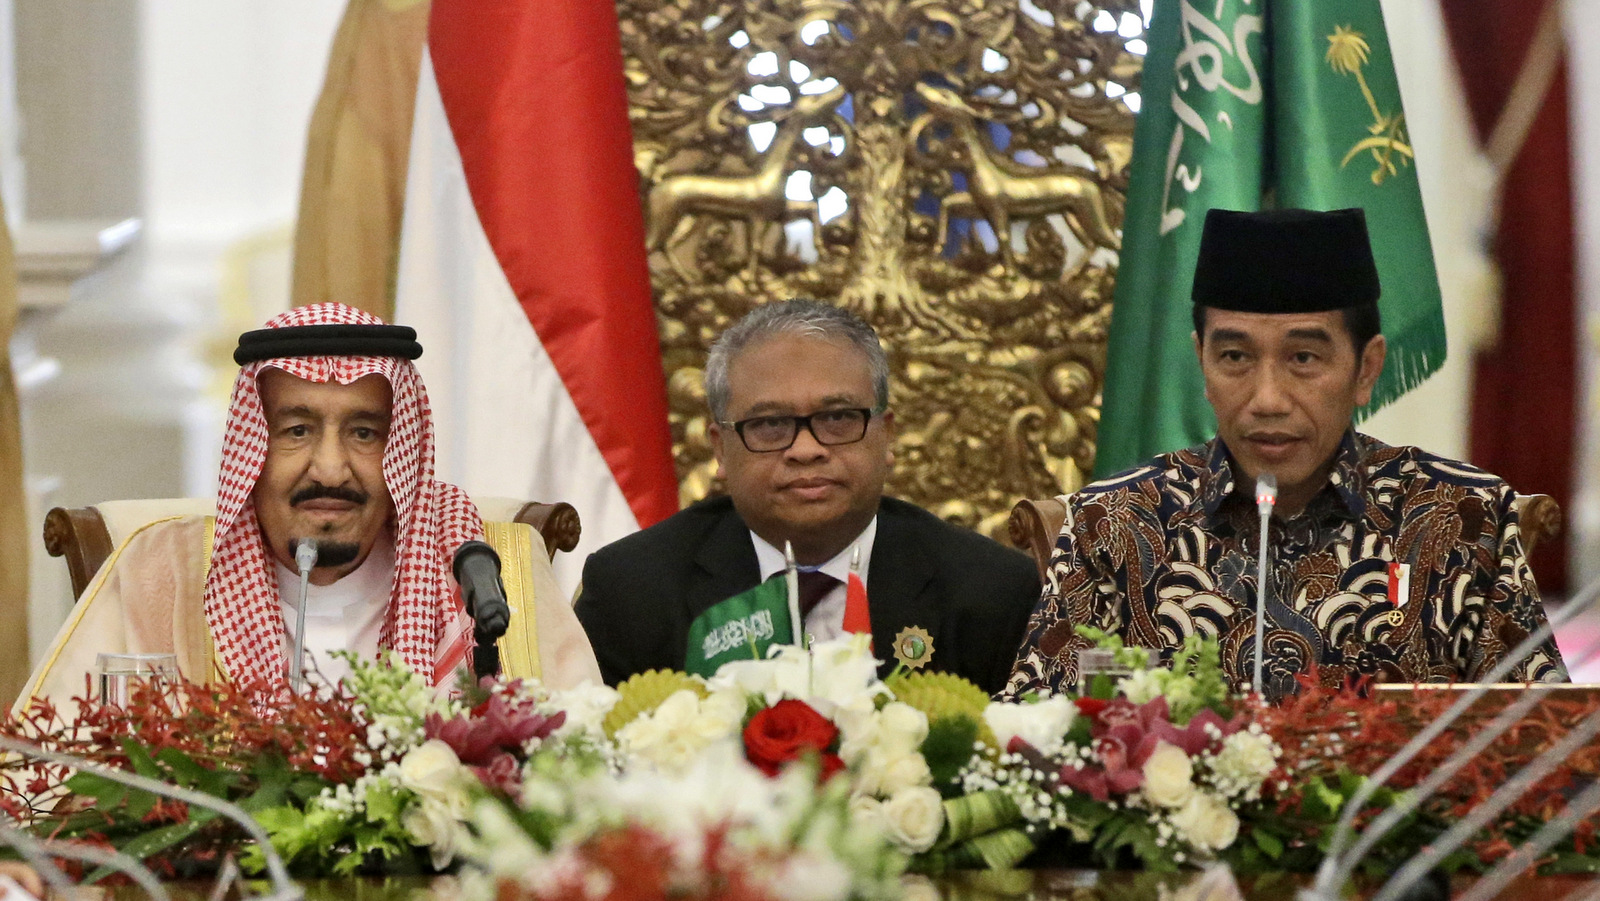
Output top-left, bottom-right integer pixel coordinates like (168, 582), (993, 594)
(1005, 494), (1562, 584)
(43, 496), (580, 601)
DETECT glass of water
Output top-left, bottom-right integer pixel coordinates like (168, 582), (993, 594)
(95, 653), (178, 707)
(1076, 647), (1159, 695)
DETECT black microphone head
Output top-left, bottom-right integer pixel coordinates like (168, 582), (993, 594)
(452, 540), (501, 582)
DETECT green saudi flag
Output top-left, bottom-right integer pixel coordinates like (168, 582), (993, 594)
(1095, 0), (1447, 478)
(684, 575), (795, 678)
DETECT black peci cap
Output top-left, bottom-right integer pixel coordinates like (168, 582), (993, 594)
(1191, 207), (1380, 313)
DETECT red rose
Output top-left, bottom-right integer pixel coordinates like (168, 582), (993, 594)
(743, 699), (842, 778)
(1074, 697), (1110, 718)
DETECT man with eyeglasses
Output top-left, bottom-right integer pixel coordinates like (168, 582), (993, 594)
(575, 299), (1040, 693)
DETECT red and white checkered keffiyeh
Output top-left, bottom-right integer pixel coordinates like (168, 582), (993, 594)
(205, 303), (479, 687)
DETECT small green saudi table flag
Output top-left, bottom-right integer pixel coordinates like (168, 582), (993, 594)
(1096, 0), (1448, 478)
(684, 575), (795, 678)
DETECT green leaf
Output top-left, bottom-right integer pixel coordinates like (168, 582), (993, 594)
(1541, 851), (1600, 875)
(63, 772), (129, 809)
(1251, 826), (1284, 860)
(122, 787), (160, 822)
(153, 747), (214, 791)
(84, 821), (202, 883)
(118, 739), (164, 780)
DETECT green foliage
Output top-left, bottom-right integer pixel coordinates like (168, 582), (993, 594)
(921, 715), (979, 792)
(48, 740), (331, 884)
(1075, 626), (1229, 723)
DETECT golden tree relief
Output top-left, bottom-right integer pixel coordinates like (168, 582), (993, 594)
(620, 0), (1144, 538)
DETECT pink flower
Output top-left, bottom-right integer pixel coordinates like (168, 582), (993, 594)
(469, 751), (523, 795)
(425, 694), (564, 766)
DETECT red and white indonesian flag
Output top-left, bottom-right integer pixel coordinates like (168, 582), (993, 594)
(395, 1), (678, 593)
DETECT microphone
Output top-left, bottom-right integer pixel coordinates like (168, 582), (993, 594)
(1306, 572), (1600, 900)
(453, 541), (510, 679)
(0, 821), (172, 900)
(287, 538), (317, 693)
(0, 735), (304, 901)
(1253, 473), (1276, 696)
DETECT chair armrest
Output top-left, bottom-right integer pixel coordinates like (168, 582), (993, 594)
(42, 507), (114, 601)
(1007, 497), (1068, 584)
(513, 502), (582, 561)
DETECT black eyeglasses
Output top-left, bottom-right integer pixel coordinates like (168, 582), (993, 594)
(722, 406), (884, 453)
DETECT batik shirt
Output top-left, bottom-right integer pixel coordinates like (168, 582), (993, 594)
(1005, 432), (1568, 699)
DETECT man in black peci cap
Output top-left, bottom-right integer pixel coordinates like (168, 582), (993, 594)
(1005, 207), (1567, 699)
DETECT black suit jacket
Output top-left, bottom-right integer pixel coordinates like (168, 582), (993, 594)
(575, 495), (1040, 695)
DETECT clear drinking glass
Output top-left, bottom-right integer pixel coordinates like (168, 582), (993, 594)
(1076, 647), (1159, 694)
(95, 652), (178, 707)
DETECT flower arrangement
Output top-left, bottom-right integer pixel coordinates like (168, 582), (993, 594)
(4, 630), (1599, 892)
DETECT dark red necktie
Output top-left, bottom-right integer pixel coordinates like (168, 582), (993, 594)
(796, 569), (840, 618)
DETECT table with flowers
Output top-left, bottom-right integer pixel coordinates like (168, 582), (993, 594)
(2, 632), (1597, 900)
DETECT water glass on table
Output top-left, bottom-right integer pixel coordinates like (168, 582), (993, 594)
(95, 652), (178, 707)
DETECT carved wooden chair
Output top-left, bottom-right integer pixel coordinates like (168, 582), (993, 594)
(43, 497), (582, 601)
(1007, 493), (1563, 583)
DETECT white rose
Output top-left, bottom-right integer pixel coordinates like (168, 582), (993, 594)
(835, 705), (881, 766)
(982, 695), (1077, 757)
(875, 702), (929, 756)
(401, 796), (462, 869)
(880, 786), (945, 853)
(847, 792), (886, 835)
(858, 748), (932, 797)
(1168, 791), (1240, 853)
(398, 739), (466, 802)
(1142, 741), (1196, 808)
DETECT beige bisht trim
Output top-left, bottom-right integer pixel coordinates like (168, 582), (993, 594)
(14, 516), (213, 717)
(482, 521), (542, 682)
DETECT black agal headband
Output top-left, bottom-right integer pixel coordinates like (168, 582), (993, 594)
(233, 324), (424, 365)
(1191, 207), (1380, 313)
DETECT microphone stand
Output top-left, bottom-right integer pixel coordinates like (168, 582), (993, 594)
(0, 736), (304, 901)
(1373, 701), (1600, 901)
(1454, 778), (1600, 901)
(1339, 629), (1600, 897)
(0, 820), (172, 901)
(1253, 473), (1277, 697)
(1304, 573), (1600, 900)
(784, 541), (802, 648)
(0, 820), (81, 898)
(288, 539), (317, 694)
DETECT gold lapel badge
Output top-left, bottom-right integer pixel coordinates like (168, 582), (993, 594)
(893, 627), (934, 670)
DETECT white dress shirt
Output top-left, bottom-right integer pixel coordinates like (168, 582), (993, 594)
(274, 537), (394, 686)
(749, 517), (877, 643)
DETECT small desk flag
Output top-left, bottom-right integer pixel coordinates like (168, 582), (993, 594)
(684, 575), (794, 678)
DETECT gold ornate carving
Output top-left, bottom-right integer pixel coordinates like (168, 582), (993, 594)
(619, 0), (1142, 537)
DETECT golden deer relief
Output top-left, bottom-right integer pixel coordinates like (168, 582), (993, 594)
(618, 0), (1143, 537)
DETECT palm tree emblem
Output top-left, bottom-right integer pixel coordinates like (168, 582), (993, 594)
(1326, 25), (1415, 185)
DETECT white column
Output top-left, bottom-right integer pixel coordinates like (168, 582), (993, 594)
(1566, 0), (1600, 588)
